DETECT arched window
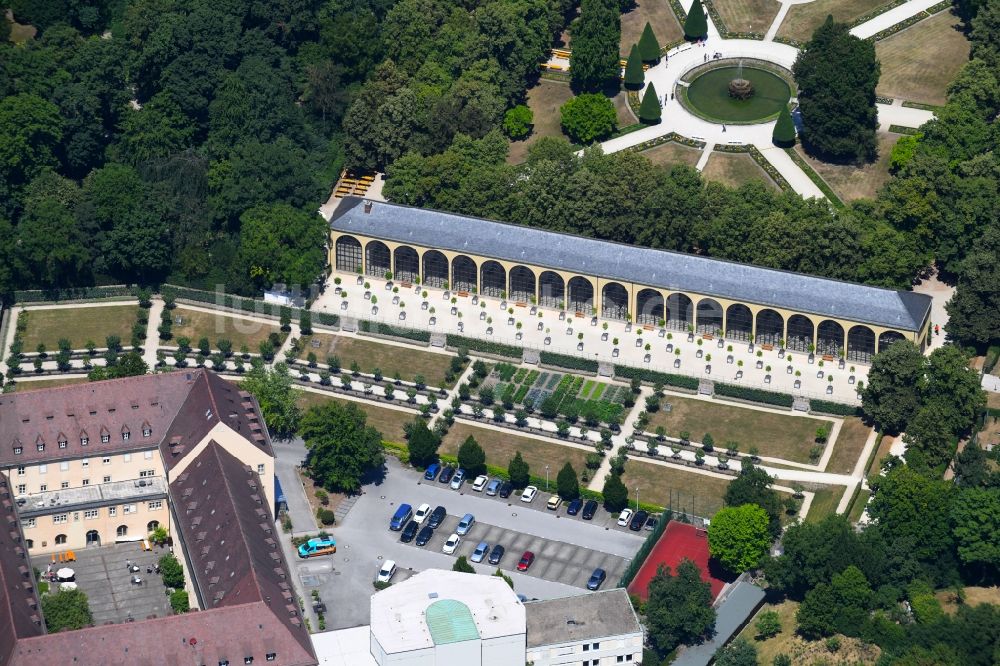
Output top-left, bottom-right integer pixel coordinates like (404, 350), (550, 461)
(116, 525), (128, 538)
(786, 315), (814, 352)
(755, 309), (783, 345)
(695, 298), (723, 335)
(509, 266), (536, 304)
(451, 255), (477, 293)
(725, 304), (753, 341)
(334, 236), (362, 273)
(665, 294), (693, 331)
(567, 277), (594, 314)
(538, 272), (565, 308)
(601, 283), (629, 320)
(422, 250), (449, 288)
(878, 330), (905, 353)
(393, 246), (419, 283)
(817, 320), (845, 357)
(636, 289), (664, 325)
(55, 534), (67, 545)
(365, 241), (391, 278)
(847, 326), (876, 363)
(147, 521), (160, 533)
(85, 530), (100, 547)
(480, 261), (506, 297)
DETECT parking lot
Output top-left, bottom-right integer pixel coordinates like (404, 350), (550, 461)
(286, 457), (647, 630)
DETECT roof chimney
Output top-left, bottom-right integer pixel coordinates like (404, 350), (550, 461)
(363, 200), (373, 214)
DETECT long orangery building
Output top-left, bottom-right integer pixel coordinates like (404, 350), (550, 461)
(329, 198), (932, 364)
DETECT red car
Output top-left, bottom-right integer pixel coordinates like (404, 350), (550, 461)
(517, 551), (535, 571)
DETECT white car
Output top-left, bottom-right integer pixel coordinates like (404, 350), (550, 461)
(376, 559), (396, 584)
(471, 475), (489, 492)
(443, 533), (461, 554)
(413, 503), (432, 525)
(520, 486), (538, 503)
(617, 508), (634, 527)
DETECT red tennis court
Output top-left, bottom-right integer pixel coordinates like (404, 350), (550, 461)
(627, 521), (725, 602)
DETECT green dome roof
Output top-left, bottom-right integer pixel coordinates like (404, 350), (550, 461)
(425, 599), (480, 645)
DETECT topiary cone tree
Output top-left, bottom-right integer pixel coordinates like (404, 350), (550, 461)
(772, 105), (797, 147)
(639, 83), (661, 124)
(684, 1), (709, 41)
(624, 44), (644, 90)
(638, 22), (661, 63)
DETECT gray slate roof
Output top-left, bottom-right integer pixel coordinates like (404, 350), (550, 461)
(672, 582), (767, 666)
(330, 198), (931, 332)
(524, 588), (641, 648)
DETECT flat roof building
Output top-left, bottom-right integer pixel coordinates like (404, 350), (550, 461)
(525, 588), (643, 665)
(330, 197), (933, 363)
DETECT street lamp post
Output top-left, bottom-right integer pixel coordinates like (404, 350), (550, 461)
(635, 486), (640, 512)
(545, 465), (550, 491)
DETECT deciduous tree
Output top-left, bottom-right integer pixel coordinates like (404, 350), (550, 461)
(708, 504), (771, 573)
(645, 559), (716, 656)
(239, 363), (301, 438)
(301, 400), (385, 493)
(560, 93), (617, 143)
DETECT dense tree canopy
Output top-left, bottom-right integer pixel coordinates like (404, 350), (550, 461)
(793, 17), (879, 163)
(645, 559), (716, 657)
(239, 362), (301, 438)
(708, 504), (771, 573)
(301, 400), (386, 493)
(569, 0), (621, 92)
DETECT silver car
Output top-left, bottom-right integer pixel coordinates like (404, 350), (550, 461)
(471, 541), (489, 563)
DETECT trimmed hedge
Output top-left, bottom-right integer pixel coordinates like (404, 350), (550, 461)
(15, 284), (139, 304)
(810, 399), (861, 417)
(714, 383), (794, 407)
(613, 365), (700, 390)
(445, 335), (522, 359)
(165, 284), (338, 329)
(539, 352), (599, 373)
(357, 320), (431, 343)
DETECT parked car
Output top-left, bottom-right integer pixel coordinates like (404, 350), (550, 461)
(450, 469), (466, 490)
(390, 504), (413, 531)
(400, 520), (418, 543)
(443, 533), (461, 554)
(581, 499), (598, 520)
(517, 551), (535, 571)
(471, 475), (489, 492)
(587, 568), (606, 591)
(456, 513), (475, 536)
(617, 508), (634, 527)
(645, 514), (659, 531)
(471, 541), (490, 563)
(498, 481), (513, 498)
(629, 510), (649, 531)
(415, 526), (434, 546)
(423, 462), (441, 481)
(427, 505), (447, 529)
(488, 544), (506, 565)
(520, 486), (538, 503)
(566, 498), (583, 516)
(376, 560), (396, 584)
(297, 536), (336, 558)
(546, 495), (562, 511)
(485, 478), (502, 496)
(413, 503), (431, 525)
(438, 465), (455, 484)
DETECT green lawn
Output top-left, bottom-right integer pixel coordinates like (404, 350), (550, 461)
(621, 458), (732, 516)
(293, 390), (416, 444)
(640, 141), (702, 168)
(170, 307), (281, 352)
(825, 416), (872, 474)
(702, 151), (778, 190)
(298, 334), (457, 388)
(778, 0), (892, 42)
(847, 488), (870, 523)
(441, 423), (591, 480)
(648, 395), (832, 463)
(21, 306), (139, 350)
(712, 0), (782, 33)
(804, 485), (844, 523)
(875, 10), (970, 107)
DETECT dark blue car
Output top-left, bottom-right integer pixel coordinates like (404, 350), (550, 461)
(566, 498), (583, 516)
(424, 462), (441, 481)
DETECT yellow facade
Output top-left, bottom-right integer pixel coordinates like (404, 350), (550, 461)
(330, 231), (928, 360)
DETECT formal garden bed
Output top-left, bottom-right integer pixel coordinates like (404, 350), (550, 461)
(167, 307), (283, 353)
(18, 305), (141, 350)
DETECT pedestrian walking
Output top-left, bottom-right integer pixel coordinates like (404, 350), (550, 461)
(722, 124), (726, 133)
(704, 53), (708, 62)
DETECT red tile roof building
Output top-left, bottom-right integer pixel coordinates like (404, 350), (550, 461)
(0, 370), (317, 666)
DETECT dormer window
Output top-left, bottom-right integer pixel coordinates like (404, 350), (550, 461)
(122, 429), (130, 441)
(244, 658), (253, 665)
(81, 436), (89, 446)
(101, 434), (110, 444)
(57, 436), (67, 449)
(13, 446), (22, 455)
(36, 443), (44, 452)
(142, 425), (152, 437)
(266, 654), (276, 662)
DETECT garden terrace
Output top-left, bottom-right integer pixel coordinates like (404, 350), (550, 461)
(645, 394), (833, 463)
(484, 364), (630, 426)
(295, 334), (459, 388)
(330, 198), (931, 357)
(167, 307), (283, 352)
(440, 423), (591, 483)
(19, 306), (139, 350)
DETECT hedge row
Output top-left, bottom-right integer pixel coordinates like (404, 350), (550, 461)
(164, 284), (339, 329)
(14, 284), (139, 304)
(619, 509), (670, 588)
(810, 399), (862, 417)
(612, 365), (700, 390)
(713, 383), (794, 407)
(357, 320), (431, 343)
(445, 335), (522, 359)
(538, 352), (599, 373)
